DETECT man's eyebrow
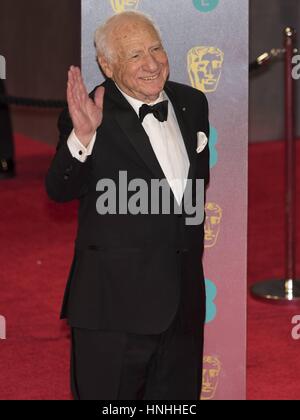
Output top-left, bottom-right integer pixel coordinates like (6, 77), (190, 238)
(129, 49), (143, 55)
(151, 42), (163, 47)
(127, 42), (163, 56)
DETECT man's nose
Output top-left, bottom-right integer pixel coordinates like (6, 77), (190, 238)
(143, 54), (160, 72)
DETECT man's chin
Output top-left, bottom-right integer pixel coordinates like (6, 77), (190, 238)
(141, 83), (165, 98)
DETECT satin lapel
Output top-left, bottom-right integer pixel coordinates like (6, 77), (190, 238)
(104, 79), (166, 180)
(164, 83), (197, 181)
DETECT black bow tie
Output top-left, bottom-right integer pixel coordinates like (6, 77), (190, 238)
(139, 100), (169, 123)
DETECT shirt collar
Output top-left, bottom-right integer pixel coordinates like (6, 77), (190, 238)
(115, 83), (166, 116)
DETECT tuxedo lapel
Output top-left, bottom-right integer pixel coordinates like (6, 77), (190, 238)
(103, 79), (197, 183)
(103, 79), (166, 181)
(164, 83), (197, 181)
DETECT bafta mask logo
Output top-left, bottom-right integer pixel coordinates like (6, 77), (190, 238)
(193, 0), (219, 13)
(201, 356), (221, 400)
(110, 0), (140, 13)
(188, 46), (224, 93)
(205, 203), (223, 248)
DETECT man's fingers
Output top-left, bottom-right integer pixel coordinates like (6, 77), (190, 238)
(68, 66), (77, 88)
(67, 67), (83, 116)
(68, 66), (89, 106)
(67, 81), (76, 113)
(68, 82), (80, 111)
(73, 74), (82, 104)
(94, 86), (105, 110)
(67, 67), (81, 108)
(77, 71), (89, 103)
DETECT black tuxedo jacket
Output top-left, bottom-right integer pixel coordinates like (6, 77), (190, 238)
(46, 79), (210, 335)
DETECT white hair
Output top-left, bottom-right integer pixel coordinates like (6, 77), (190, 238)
(94, 11), (162, 63)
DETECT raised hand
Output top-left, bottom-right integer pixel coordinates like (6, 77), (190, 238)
(67, 66), (105, 147)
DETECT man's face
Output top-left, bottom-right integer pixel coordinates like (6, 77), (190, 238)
(100, 20), (169, 103)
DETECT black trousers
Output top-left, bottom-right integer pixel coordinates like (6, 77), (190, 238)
(0, 80), (14, 160)
(70, 306), (204, 400)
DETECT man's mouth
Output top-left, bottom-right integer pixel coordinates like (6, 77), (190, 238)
(140, 74), (160, 81)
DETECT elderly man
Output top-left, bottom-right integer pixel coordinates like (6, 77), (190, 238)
(46, 11), (210, 400)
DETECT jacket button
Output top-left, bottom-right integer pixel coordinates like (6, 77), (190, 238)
(63, 174), (69, 181)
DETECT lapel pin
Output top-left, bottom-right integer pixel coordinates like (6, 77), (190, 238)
(182, 107), (186, 112)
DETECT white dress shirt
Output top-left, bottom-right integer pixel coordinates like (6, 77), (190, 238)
(67, 84), (190, 205)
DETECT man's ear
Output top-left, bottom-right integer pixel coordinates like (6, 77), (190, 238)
(98, 55), (113, 79)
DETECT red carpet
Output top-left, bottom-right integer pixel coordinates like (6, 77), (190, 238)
(0, 134), (76, 400)
(0, 134), (299, 400)
(247, 139), (300, 400)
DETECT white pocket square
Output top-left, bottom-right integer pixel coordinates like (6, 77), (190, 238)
(196, 132), (208, 153)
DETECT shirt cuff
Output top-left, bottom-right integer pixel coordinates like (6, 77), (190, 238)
(67, 130), (97, 163)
